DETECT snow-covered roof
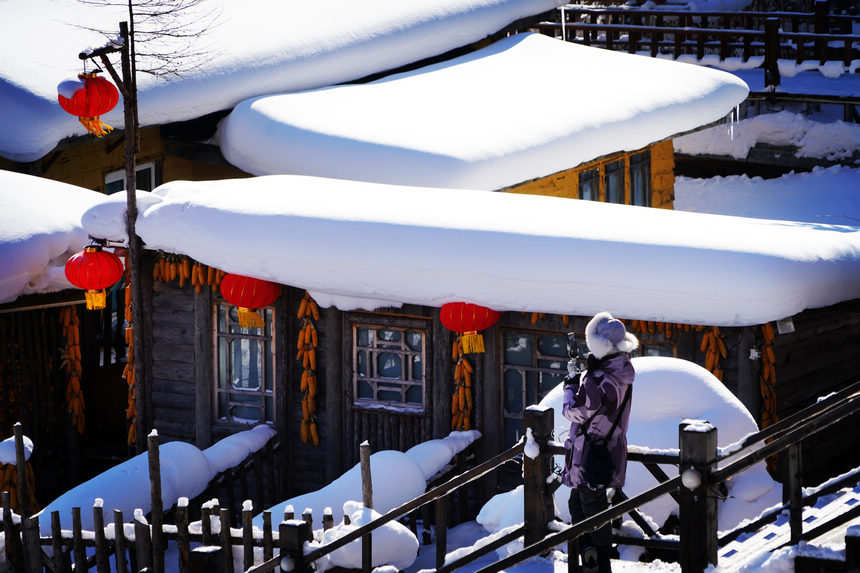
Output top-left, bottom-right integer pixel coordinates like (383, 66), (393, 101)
(0, 0), (563, 162)
(217, 33), (749, 190)
(81, 175), (860, 327)
(0, 171), (104, 304)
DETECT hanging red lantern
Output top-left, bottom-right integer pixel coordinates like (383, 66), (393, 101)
(64, 245), (125, 310)
(440, 302), (501, 354)
(57, 72), (119, 137)
(220, 273), (281, 329)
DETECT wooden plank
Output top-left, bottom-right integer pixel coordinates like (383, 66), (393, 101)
(51, 511), (69, 573)
(193, 287), (213, 448)
(72, 507), (86, 571)
(262, 511), (273, 562)
(21, 516), (41, 573)
(151, 360), (196, 383)
(325, 306), (344, 481)
(114, 509), (128, 573)
(93, 504), (110, 573)
(219, 508), (232, 573)
(243, 505), (254, 571)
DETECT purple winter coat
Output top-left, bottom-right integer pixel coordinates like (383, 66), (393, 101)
(561, 353), (634, 489)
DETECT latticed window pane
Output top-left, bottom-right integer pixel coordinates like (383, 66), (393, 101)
(605, 159), (625, 204)
(215, 303), (275, 425)
(579, 168), (599, 201)
(502, 330), (570, 448)
(353, 323), (426, 409)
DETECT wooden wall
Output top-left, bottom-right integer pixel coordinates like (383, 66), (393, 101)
(0, 126), (248, 192)
(503, 139), (675, 208)
(771, 306), (860, 485)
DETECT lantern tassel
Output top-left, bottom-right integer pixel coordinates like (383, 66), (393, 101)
(84, 290), (107, 310)
(237, 307), (265, 329)
(78, 116), (113, 137)
(461, 331), (485, 354)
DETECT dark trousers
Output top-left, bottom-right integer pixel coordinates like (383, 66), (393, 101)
(568, 487), (612, 548)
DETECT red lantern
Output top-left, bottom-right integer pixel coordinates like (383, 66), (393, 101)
(440, 302), (501, 353)
(57, 72), (119, 137)
(64, 245), (125, 310)
(219, 273), (281, 329)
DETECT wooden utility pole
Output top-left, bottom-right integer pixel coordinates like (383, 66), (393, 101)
(79, 20), (148, 454)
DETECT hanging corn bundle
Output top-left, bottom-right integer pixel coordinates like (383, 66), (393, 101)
(450, 337), (474, 431)
(297, 292), (320, 446)
(59, 306), (85, 435)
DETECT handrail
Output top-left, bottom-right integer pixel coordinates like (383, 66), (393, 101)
(247, 441), (524, 572)
(475, 475), (684, 573)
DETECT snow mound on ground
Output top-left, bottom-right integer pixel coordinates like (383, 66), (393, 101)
(478, 357), (781, 535)
(36, 442), (211, 534)
(404, 430), (481, 480)
(319, 501), (419, 571)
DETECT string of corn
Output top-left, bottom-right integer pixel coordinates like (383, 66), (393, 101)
(0, 460), (39, 514)
(59, 306), (85, 435)
(759, 322), (779, 473)
(297, 292), (320, 446)
(451, 337), (474, 431)
(629, 320), (700, 340)
(152, 252), (225, 293)
(123, 255), (136, 447)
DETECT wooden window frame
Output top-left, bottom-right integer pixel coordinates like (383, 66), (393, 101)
(104, 161), (158, 194)
(212, 301), (277, 427)
(350, 315), (429, 412)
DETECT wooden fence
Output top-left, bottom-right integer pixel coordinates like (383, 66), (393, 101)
(530, 4), (860, 87)
(3, 379), (860, 572)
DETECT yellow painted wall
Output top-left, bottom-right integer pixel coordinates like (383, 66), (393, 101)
(1, 127), (249, 193)
(506, 140), (675, 209)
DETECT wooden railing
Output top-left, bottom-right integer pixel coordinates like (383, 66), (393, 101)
(526, 4), (860, 87)
(3, 379), (859, 572)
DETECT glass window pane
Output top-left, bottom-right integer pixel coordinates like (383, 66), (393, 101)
(579, 168), (599, 201)
(218, 338), (229, 390)
(358, 380), (374, 399)
(377, 352), (402, 378)
(358, 327), (372, 347)
(412, 355), (422, 381)
(526, 371), (537, 406)
(505, 418), (523, 449)
(505, 333), (533, 366)
(378, 329), (401, 343)
(504, 370), (524, 413)
(631, 151), (651, 207)
(357, 350), (367, 377)
(537, 334), (568, 358)
(406, 331), (422, 351)
(540, 370), (566, 396)
(605, 160), (625, 204)
(136, 167), (153, 192)
(378, 386), (401, 403)
(105, 179), (124, 195)
(405, 385), (422, 404)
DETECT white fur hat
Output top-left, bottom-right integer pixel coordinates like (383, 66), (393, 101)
(585, 311), (639, 359)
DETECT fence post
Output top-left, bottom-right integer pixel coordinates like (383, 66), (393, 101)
(189, 546), (226, 573)
(523, 405), (554, 548)
(13, 424), (30, 517)
(763, 18), (781, 88)
(280, 520), (310, 573)
(678, 420), (718, 573)
(784, 443), (803, 544)
(21, 515), (40, 573)
(2, 491), (22, 571)
(813, 0), (828, 63)
(360, 441), (373, 572)
(147, 430), (165, 573)
(846, 527), (859, 570)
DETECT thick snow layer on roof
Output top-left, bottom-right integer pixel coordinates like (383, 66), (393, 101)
(217, 33), (749, 190)
(0, 0), (564, 162)
(81, 175), (860, 326)
(0, 171), (105, 304)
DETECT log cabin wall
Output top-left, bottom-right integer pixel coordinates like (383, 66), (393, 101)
(503, 139), (675, 209)
(770, 306), (860, 485)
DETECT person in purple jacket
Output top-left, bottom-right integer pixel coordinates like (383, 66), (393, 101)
(562, 311), (637, 573)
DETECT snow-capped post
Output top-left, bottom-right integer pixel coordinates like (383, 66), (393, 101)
(21, 515), (40, 573)
(522, 405), (554, 548)
(360, 440), (373, 572)
(678, 420), (718, 572)
(280, 518), (310, 573)
(147, 430), (165, 573)
(13, 423), (29, 517)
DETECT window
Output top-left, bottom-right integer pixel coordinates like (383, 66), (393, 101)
(353, 323), (426, 409)
(578, 168), (599, 201)
(502, 331), (578, 448)
(105, 162), (156, 195)
(630, 151), (651, 207)
(604, 159), (625, 204)
(214, 302), (275, 425)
